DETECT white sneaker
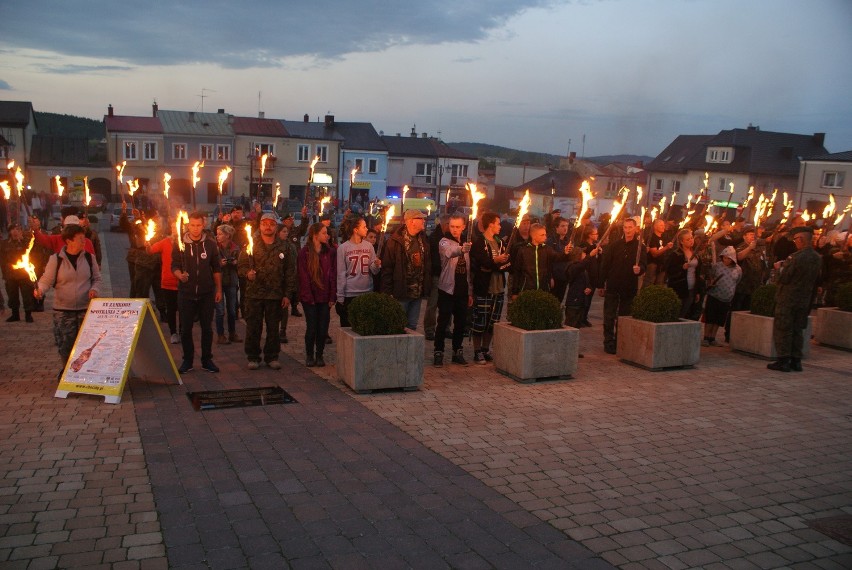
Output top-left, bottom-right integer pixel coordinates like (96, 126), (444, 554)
(247, 361), (260, 370)
(170, 333), (180, 344)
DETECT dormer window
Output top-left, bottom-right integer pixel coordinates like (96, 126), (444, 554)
(707, 147), (733, 164)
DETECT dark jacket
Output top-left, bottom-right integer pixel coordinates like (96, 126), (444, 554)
(599, 236), (647, 297)
(297, 244), (336, 304)
(470, 233), (506, 297)
(665, 250), (702, 298)
(237, 234), (296, 300)
(511, 242), (571, 295)
(170, 233), (221, 299)
(565, 255), (593, 306)
(379, 226), (432, 300)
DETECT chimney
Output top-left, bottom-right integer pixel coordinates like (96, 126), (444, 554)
(569, 151), (576, 164)
(813, 132), (825, 147)
(107, 104), (114, 117)
(410, 125), (417, 138)
(217, 108), (225, 114)
(781, 146), (794, 159)
(421, 132), (428, 139)
(152, 102), (158, 117)
(324, 114), (334, 128)
(635, 160), (644, 169)
(747, 123), (759, 131)
(188, 111), (195, 122)
(303, 114), (309, 123)
(258, 111), (265, 119)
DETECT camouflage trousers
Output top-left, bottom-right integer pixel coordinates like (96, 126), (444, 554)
(244, 298), (283, 363)
(773, 305), (808, 359)
(53, 310), (86, 364)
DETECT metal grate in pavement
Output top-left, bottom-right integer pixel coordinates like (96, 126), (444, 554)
(186, 386), (296, 411)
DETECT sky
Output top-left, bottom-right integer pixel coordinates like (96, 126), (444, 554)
(1, 0), (851, 159)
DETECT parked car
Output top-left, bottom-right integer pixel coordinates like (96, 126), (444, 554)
(109, 208), (133, 232)
(88, 193), (107, 212)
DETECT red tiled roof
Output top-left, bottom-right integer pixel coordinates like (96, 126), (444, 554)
(104, 115), (162, 134)
(231, 116), (289, 137)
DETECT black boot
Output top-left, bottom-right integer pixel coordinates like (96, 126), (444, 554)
(306, 353), (316, 367)
(6, 311), (20, 323)
(767, 358), (791, 372)
(25, 312), (33, 323)
(790, 358), (803, 372)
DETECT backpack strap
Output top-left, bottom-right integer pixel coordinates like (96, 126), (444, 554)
(53, 251), (95, 286)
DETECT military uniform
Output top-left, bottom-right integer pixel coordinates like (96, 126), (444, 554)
(237, 232), (296, 365)
(773, 238), (821, 363)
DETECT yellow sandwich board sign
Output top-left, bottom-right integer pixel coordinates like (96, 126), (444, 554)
(55, 299), (181, 404)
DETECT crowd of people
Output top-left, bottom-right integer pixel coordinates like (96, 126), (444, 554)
(2, 196), (850, 378)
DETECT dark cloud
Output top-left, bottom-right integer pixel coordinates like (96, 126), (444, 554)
(1, 0), (557, 69)
(40, 64), (135, 75)
(0, 79), (11, 90)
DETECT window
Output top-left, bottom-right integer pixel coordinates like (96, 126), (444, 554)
(822, 171), (845, 188)
(123, 141), (138, 160)
(672, 180), (681, 193)
(297, 144), (310, 162)
(142, 142), (157, 161)
(316, 145), (328, 162)
(368, 158), (378, 174)
(173, 143), (187, 160)
(216, 144), (230, 161)
(707, 147), (732, 163)
(416, 162), (433, 183)
(0, 146), (7, 159)
(200, 144), (214, 161)
(452, 164), (469, 179)
(254, 143), (275, 157)
(655, 179), (663, 191)
(605, 181), (618, 199)
(718, 177), (733, 192)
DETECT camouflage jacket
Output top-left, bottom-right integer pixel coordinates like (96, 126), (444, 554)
(237, 234), (296, 300)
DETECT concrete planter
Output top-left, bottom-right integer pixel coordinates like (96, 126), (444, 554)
(814, 307), (852, 351)
(730, 311), (812, 359)
(492, 322), (579, 383)
(336, 327), (424, 393)
(616, 317), (702, 370)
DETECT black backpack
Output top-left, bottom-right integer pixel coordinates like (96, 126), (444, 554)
(53, 251), (95, 286)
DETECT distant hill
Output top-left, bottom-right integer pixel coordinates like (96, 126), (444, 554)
(448, 142), (652, 167)
(35, 112), (104, 140)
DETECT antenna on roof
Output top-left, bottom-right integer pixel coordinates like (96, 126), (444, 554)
(258, 91), (263, 114)
(196, 88), (215, 112)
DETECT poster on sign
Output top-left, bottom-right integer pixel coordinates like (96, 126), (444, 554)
(55, 298), (181, 404)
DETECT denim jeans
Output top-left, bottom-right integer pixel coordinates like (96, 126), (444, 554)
(398, 298), (423, 331)
(215, 285), (238, 335)
(303, 303), (331, 358)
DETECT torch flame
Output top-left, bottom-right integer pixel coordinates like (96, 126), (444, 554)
(669, 191), (677, 208)
(12, 236), (38, 282)
(0, 181), (10, 200)
(176, 210), (189, 252)
(610, 187), (630, 223)
(7, 160), (14, 170)
(273, 182), (281, 208)
(145, 219), (156, 242)
(55, 176), (65, 197)
(217, 166), (231, 195)
(427, 204), (432, 217)
(801, 209), (811, 222)
(15, 167), (24, 196)
(163, 172), (171, 200)
(640, 206), (647, 230)
(468, 183), (486, 228)
(309, 155), (320, 183)
(127, 179), (139, 196)
(260, 154), (268, 179)
(728, 181), (735, 196)
(84, 176), (91, 206)
(575, 181), (593, 228)
(823, 194), (836, 219)
(685, 193), (694, 209)
(635, 185), (643, 205)
(658, 195), (667, 215)
(382, 205), (396, 234)
(703, 214), (717, 234)
(744, 186), (754, 208)
(350, 167), (358, 186)
(245, 225), (254, 257)
(116, 161), (126, 184)
(192, 161), (204, 189)
(319, 196), (331, 216)
(515, 190), (531, 228)
(650, 207), (658, 222)
(703, 172), (709, 192)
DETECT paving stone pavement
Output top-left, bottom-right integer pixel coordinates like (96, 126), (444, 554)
(1, 219), (850, 569)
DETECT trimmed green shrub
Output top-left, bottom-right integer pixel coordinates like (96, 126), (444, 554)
(630, 285), (681, 323)
(508, 290), (563, 330)
(750, 284), (777, 317)
(836, 282), (852, 312)
(348, 292), (407, 336)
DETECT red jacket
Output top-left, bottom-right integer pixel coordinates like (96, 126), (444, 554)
(149, 236), (178, 290)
